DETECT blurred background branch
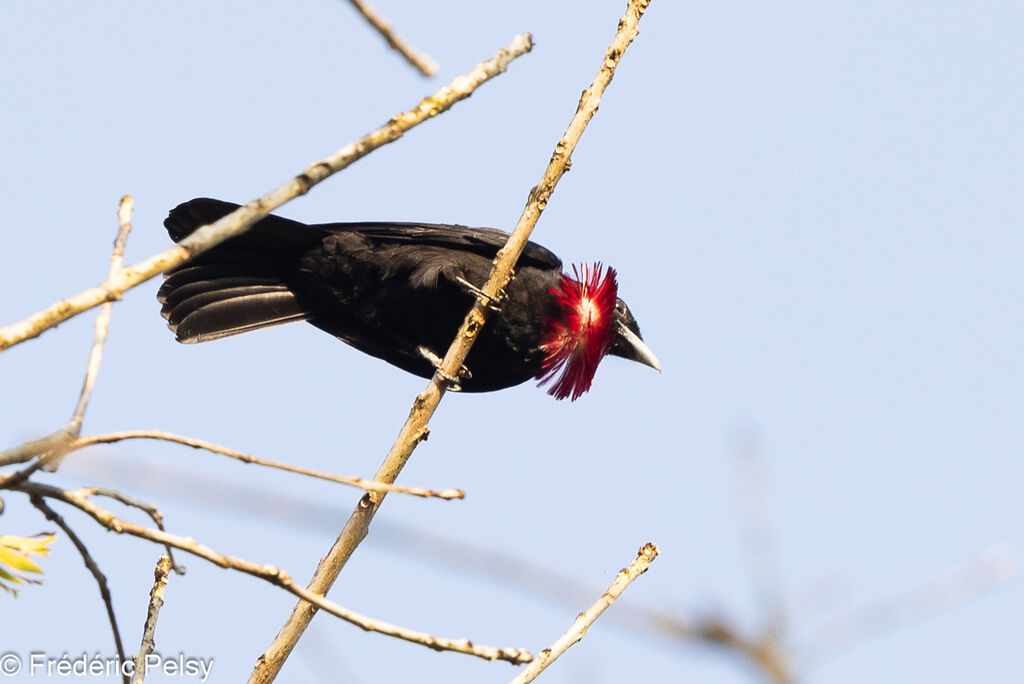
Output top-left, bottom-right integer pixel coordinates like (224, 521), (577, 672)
(345, 0), (438, 76)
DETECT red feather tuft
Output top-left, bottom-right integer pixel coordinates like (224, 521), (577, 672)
(535, 263), (619, 400)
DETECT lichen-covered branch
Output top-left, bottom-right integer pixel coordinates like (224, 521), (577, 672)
(132, 555), (171, 684)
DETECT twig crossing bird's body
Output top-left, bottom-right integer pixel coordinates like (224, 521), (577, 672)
(158, 199), (659, 399)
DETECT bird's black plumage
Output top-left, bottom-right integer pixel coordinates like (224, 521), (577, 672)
(158, 198), (657, 395)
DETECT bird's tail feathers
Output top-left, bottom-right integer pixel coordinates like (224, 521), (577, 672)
(158, 266), (308, 343)
(159, 198), (320, 343)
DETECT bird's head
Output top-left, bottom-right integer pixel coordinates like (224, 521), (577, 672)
(536, 263), (660, 400)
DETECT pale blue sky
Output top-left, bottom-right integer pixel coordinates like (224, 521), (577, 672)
(1, 2), (1021, 683)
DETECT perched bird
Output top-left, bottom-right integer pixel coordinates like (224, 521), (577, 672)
(158, 199), (660, 400)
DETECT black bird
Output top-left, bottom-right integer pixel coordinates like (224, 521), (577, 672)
(158, 199), (660, 400)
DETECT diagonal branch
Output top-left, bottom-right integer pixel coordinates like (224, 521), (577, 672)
(11, 480), (532, 665)
(346, 0), (438, 76)
(509, 543), (660, 684)
(0, 33), (533, 354)
(250, 2), (651, 682)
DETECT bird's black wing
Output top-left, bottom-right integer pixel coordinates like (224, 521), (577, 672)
(166, 198), (562, 272)
(315, 221), (563, 273)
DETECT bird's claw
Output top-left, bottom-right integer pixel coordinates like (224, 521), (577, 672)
(417, 346), (472, 390)
(455, 276), (503, 312)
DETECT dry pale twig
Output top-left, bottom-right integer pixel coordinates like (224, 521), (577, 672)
(10, 480), (531, 665)
(0, 196), (134, 469)
(69, 430), (463, 500)
(69, 195), (134, 434)
(250, 4), (650, 681)
(29, 495), (130, 684)
(508, 543), (660, 684)
(132, 554), (172, 684)
(0, 34), (532, 355)
(346, 0), (438, 77)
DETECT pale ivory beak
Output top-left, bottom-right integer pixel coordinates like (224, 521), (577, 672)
(617, 322), (662, 372)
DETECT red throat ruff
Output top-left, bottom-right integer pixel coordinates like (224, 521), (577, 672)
(536, 263), (619, 400)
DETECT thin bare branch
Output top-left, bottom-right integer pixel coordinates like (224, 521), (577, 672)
(346, 0), (438, 76)
(0, 196), (134, 469)
(0, 34), (532, 354)
(30, 495), (129, 684)
(69, 195), (134, 431)
(89, 487), (165, 526)
(509, 543), (659, 684)
(132, 555), (172, 684)
(250, 6), (649, 681)
(70, 430), (463, 500)
(11, 481), (530, 665)
(87, 486), (183, 573)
